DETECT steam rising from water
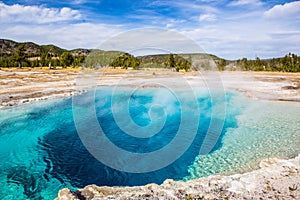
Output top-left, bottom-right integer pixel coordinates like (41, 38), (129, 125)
(0, 90), (299, 200)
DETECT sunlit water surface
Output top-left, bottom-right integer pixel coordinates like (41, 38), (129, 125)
(0, 87), (299, 199)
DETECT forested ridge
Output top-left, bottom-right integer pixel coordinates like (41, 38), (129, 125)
(0, 39), (299, 72)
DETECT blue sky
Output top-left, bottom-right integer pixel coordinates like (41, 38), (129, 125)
(1, 0), (300, 59)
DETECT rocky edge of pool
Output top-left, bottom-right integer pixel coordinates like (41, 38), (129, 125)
(55, 155), (300, 200)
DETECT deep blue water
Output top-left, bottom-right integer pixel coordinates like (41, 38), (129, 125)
(0, 87), (238, 199)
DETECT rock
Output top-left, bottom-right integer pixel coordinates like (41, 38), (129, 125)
(55, 188), (79, 200)
(75, 189), (94, 200)
(22, 99), (29, 103)
(282, 85), (299, 90)
(56, 155), (300, 200)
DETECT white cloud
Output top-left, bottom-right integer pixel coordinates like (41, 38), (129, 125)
(0, 2), (81, 24)
(199, 13), (217, 22)
(149, 0), (219, 13)
(264, 1), (300, 19)
(165, 19), (186, 28)
(0, 23), (123, 49)
(180, 13), (300, 59)
(229, 0), (263, 6)
(197, 0), (218, 2)
(166, 23), (173, 28)
(0, 1), (299, 60)
(72, 0), (86, 4)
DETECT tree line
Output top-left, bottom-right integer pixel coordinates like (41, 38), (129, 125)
(0, 44), (85, 68)
(83, 52), (191, 71)
(1, 44), (299, 73)
(217, 53), (300, 72)
(166, 54), (191, 72)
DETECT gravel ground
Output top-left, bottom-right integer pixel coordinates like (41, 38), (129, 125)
(1, 69), (299, 109)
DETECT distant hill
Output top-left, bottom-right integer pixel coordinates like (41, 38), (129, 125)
(0, 39), (94, 57)
(0, 39), (22, 54)
(0, 39), (68, 56)
(0, 39), (299, 72)
(0, 39), (92, 68)
(70, 49), (91, 56)
(0, 39), (219, 60)
(138, 53), (223, 70)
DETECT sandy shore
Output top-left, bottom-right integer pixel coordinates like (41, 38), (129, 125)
(220, 71), (300, 102)
(0, 68), (299, 108)
(0, 68), (80, 108)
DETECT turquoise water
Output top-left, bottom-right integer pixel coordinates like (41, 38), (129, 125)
(0, 87), (299, 199)
(185, 96), (300, 179)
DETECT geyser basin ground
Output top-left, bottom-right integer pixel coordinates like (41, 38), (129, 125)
(0, 85), (299, 200)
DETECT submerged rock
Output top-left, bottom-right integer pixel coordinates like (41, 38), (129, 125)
(56, 155), (300, 200)
(6, 166), (44, 199)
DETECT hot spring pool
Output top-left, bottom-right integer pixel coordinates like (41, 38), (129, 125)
(0, 87), (299, 199)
